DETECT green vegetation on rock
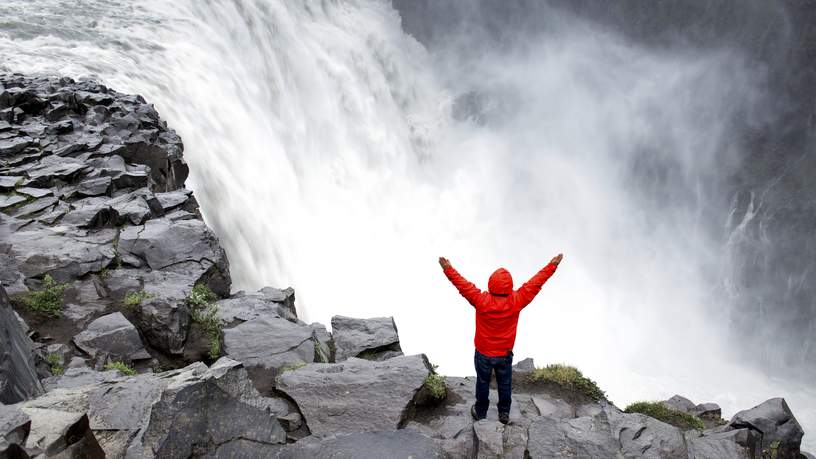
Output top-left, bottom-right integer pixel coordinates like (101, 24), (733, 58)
(105, 361), (137, 376)
(21, 274), (68, 318)
(624, 401), (705, 431)
(123, 290), (152, 307)
(46, 353), (64, 376)
(424, 372), (447, 400)
(186, 283), (222, 359)
(279, 362), (307, 373)
(530, 363), (606, 401)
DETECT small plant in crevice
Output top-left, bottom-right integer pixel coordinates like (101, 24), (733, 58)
(424, 372), (447, 400)
(21, 274), (69, 318)
(105, 361), (137, 376)
(46, 353), (64, 376)
(123, 290), (149, 307)
(624, 401), (705, 431)
(123, 290), (152, 308)
(186, 283), (222, 359)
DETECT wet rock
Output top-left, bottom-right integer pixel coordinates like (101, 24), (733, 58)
(331, 315), (403, 362)
(276, 355), (432, 438)
(73, 312), (151, 363)
(0, 404), (31, 458)
(729, 398), (804, 459)
(0, 285), (43, 404)
(223, 317), (316, 393)
(279, 430), (445, 459)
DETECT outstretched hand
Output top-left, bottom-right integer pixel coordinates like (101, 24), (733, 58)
(550, 253), (563, 265)
(438, 257), (451, 269)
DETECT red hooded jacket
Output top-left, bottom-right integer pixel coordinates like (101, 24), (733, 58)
(443, 263), (558, 357)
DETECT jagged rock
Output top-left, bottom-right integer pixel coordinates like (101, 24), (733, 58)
(473, 420), (504, 458)
(0, 194), (26, 209)
(802, 451), (816, 459)
(19, 358), (286, 457)
(118, 218), (230, 295)
(223, 317), (316, 393)
(531, 395), (575, 419)
(279, 429), (445, 459)
(43, 343), (72, 367)
(0, 218), (115, 281)
(43, 367), (123, 391)
(10, 196), (58, 219)
(19, 407), (104, 458)
(729, 398), (804, 459)
(686, 428), (761, 459)
(276, 355), (431, 438)
(610, 411), (688, 458)
(0, 136), (32, 156)
(0, 176), (22, 189)
(217, 287), (298, 325)
(694, 402), (722, 419)
(512, 357), (535, 372)
(663, 394), (697, 413)
(154, 189), (192, 212)
(72, 312), (151, 362)
(331, 315), (402, 362)
(0, 404), (31, 458)
(15, 187), (51, 199)
(310, 323), (332, 363)
(0, 285), (43, 404)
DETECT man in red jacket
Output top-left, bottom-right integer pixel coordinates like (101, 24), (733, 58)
(439, 253), (563, 424)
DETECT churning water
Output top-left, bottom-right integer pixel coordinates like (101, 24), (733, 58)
(1, 0), (812, 448)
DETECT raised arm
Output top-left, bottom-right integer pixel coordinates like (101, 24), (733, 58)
(514, 253), (562, 308)
(439, 257), (483, 307)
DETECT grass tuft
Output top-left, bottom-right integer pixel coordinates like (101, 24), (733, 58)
(624, 401), (705, 431)
(21, 274), (68, 318)
(530, 364), (606, 401)
(186, 283), (222, 359)
(104, 361), (137, 376)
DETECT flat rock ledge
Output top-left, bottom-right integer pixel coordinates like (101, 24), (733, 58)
(0, 74), (811, 458)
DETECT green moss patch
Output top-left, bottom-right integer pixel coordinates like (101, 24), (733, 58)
(529, 364), (606, 401)
(624, 401), (705, 431)
(20, 274), (68, 318)
(105, 361), (137, 376)
(186, 283), (222, 359)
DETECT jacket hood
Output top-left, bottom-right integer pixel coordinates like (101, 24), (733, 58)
(488, 268), (513, 296)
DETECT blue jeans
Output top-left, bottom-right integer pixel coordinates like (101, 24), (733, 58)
(474, 349), (513, 418)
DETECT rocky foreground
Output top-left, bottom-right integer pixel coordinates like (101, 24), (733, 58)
(0, 74), (811, 458)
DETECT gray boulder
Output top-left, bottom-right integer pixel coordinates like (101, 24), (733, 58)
(0, 404), (30, 458)
(223, 317), (317, 393)
(729, 397), (804, 459)
(331, 315), (402, 362)
(611, 411), (688, 458)
(512, 357), (535, 372)
(73, 312), (151, 362)
(663, 394), (697, 413)
(473, 420), (505, 459)
(527, 414), (620, 458)
(217, 287), (298, 325)
(279, 430), (445, 459)
(686, 428), (761, 459)
(0, 284), (44, 403)
(43, 367), (123, 391)
(19, 407), (104, 458)
(276, 355), (432, 438)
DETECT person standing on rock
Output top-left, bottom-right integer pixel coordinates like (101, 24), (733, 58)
(439, 254), (563, 424)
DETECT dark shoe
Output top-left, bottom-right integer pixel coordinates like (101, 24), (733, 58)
(471, 404), (485, 421)
(498, 412), (510, 425)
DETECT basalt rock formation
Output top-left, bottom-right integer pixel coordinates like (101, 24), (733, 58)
(0, 74), (810, 458)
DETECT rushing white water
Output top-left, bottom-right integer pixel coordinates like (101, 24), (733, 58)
(1, 0), (813, 448)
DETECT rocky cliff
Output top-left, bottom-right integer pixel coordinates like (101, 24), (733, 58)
(0, 74), (810, 458)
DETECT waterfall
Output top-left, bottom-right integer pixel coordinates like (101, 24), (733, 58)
(1, 0), (812, 448)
